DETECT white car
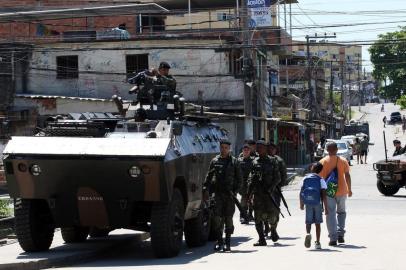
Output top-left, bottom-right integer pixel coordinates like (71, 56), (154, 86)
(340, 135), (357, 156)
(323, 139), (352, 165)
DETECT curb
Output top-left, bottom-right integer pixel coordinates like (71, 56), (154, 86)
(0, 232), (150, 270)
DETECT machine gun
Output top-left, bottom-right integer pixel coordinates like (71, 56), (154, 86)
(249, 170), (285, 218)
(276, 186), (291, 216)
(205, 169), (249, 221)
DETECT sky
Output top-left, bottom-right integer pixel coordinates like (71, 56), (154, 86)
(289, 0), (406, 71)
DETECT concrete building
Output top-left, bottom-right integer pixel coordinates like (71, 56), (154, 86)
(291, 41), (362, 90)
(1, 0), (301, 150)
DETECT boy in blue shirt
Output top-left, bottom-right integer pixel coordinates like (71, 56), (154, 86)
(300, 162), (329, 249)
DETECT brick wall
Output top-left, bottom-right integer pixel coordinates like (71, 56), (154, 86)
(0, 1), (139, 41)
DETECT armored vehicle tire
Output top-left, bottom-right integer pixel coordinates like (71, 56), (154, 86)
(150, 189), (185, 258)
(14, 199), (55, 252)
(89, 228), (110, 238)
(61, 226), (89, 243)
(377, 180), (400, 196)
(184, 203), (210, 247)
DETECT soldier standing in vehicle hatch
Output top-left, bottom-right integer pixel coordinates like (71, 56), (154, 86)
(128, 61), (177, 104)
(248, 140), (281, 246)
(204, 140), (242, 252)
(238, 144), (255, 224)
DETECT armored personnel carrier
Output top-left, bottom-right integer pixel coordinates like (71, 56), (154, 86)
(2, 83), (226, 258)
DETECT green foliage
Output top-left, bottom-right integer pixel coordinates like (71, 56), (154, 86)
(396, 95), (406, 110)
(369, 27), (406, 100)
(0, 199), (11, 218)
(333, 92), (342, 113)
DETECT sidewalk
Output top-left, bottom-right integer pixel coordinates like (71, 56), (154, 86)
(0, 230), (149, 270)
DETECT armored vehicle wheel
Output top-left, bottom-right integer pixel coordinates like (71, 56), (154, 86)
(150, 188), (184, 258)
(14, 199), (55, 252)
(377, 180), (400, 196)
(61, 226), (89, 243)
(89, 228), (110, 238)
(184, 202), (211, 247)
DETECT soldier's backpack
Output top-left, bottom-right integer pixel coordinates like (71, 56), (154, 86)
(300, 173), (322, 206)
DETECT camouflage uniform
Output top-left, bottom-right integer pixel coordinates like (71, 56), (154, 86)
(128, 71), (177, 104)
(248, 154), (281, 245)
(268, 154), (288, 241)
(237, 154), (255, 222)
(204, 154), (242, 247)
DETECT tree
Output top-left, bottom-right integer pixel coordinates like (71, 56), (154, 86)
(369, 27), (406, 100)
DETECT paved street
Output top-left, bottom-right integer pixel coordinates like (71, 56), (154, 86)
(51, 103), (406, 270)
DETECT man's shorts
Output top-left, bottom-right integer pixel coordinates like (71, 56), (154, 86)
(361, 150), (368, 156)
(305, 203), (323, 225)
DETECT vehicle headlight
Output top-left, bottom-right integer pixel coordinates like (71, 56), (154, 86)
(129, 166), (142, 178)
(18, 163), (28, 172)
(30, 164), (41, 176)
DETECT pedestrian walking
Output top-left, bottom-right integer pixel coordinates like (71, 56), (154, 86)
(319, 142), (352, 246)
(383, 116), (387, 128)
(238, 144), (255, 224)
(402, 116), (406, 134)
(360, 135), (369, 164)
(204, 140), (242, 252)
(300, 162), (328, 250)
(247, 140), (281, 246)
(354, 138), (361, 164)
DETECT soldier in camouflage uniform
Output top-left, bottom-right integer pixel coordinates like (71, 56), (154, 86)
(248, 140), (281, 246)
(204, 140), (242, 252)
(267, 142), (288, 242)
(128, 61), (177, 104)
(237, 144), (255, 224)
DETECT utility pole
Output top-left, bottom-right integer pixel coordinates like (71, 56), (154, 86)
(241, 0), (253, 140)
(348, 69), (351, 120)
(329, 60), (335, 137)
(340, 61), (345, 120)
(306, 35), (312, 120)
(305, 33), (336, 121)
(358, 56), (362, 110)
(188, 0), (192, 29)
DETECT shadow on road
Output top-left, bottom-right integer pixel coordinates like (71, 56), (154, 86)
(392, 195), (406, 199)
(279, 237), (300, 241)
(335, 244), (367, 249)
(308, 249), (342, 253)
(77, 237), (256, 267)
(270, 242), (295, 248)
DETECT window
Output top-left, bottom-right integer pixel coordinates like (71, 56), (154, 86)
(126, 54), (149, 78)
(137, 16), (165, 33)
(229, 50), (243, 77)
(56, 55), (78, 79)
(217, 13), (233, 21)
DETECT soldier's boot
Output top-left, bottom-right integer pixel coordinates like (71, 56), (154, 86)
(223, 234), (231, 252)
(240, 213), (246, 224)
(270, 227), (280, 242)
(248, 209), (254, 222)
(214, 238), (224, 252)
(264, 222), (270, 238)
(253, 223), (267, 246)
(240, 212), (249, 224)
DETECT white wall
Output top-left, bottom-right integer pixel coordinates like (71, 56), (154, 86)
(25, 40), (244, 103)
(14, 97), (118, 115)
